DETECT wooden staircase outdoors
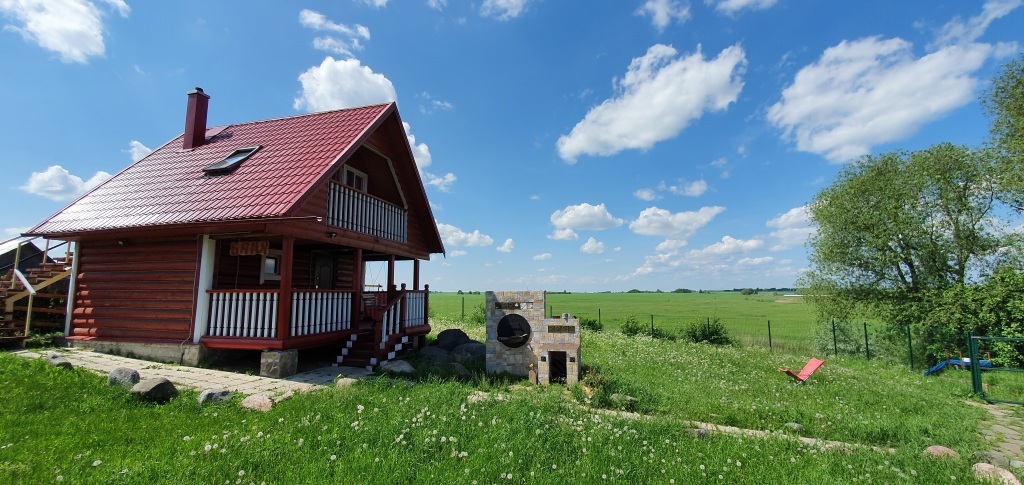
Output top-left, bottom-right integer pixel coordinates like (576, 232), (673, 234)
(0, 254), (72, 343)
(335, 320), (410, 370)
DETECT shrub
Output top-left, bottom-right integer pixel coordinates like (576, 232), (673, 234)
(740, 288), (756, 296)
(467, 303), (486, 326)
(650, 326), (676, 341)
(620, 314), (643, 337)
(685, 317), (733, 345)
(812, 319), (862, 355)
(579, 316), (602, 332)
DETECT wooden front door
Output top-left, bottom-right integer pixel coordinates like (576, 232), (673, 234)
(312, 253), (334, 289)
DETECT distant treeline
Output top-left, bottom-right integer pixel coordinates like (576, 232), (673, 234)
(446, 288), (799, 295)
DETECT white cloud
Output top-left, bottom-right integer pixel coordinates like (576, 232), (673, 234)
(708, 0), (777, 16)
(126, 140), (151, 162)
(294, 56), (397, 112)
(655, 239), (687, 253)
(629, 235), (762, 278)
(533, 252), (552, 261)
(4, 226), (29, 239)
(931, 0), (1021, 48)
(556, 44), (745, 162)
(427, 0), (446, 10)
(450, 249), (468, 257)
(0, 0), (128, 64)
(662, 179), (708, 197)
(737, 256), (773, 267)
(547, 228), (579, 240)
(19, 165), (110, 201)
(358, 0), (389, 8)
(768, 36), (1002, 163)
(636, 0), (690, 31)
(481, 0), (530, 20)
(550, 203), (623, 231)
(634, 188), (657, 201)
(629, 206), (725, 237)
(437, 223), (493, 247)
(766, 205), (816, 250)
(299, 9), (369, 57)
(580, 237), (605, 254)
(497, 238), (514, 253)
(693, 235), (764, 256)
(424, 172), (456, 192)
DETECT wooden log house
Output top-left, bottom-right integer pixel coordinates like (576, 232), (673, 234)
(23, 88), (445, 369)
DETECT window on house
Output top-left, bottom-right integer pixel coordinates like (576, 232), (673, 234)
(344, 166), (368, 192)
(260, 250), (282, 284)
(203, 145), (261, 174)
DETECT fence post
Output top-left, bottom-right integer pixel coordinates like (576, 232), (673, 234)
(832, 318), (838, 356)
(650, 314), (655, 337)
(863, 322), (870, 359)
(461, 297), (465, 322)
(906, 325), (914, 370)
(968, 331), (984, 395)
(598, 308), (601, 326)
(767, 320), (773, 352)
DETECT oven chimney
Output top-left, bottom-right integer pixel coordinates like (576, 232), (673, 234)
(183, 87), (210, 150)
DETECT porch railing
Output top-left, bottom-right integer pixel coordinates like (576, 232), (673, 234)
(206, 288), (425, 342)
(327, 182), (407, 243)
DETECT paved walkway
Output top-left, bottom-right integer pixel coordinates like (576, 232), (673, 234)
(972, 400), (1024, 466)
(11, 348), (373, 398)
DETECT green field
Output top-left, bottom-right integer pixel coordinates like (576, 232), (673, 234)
(430, 291), (817, 353)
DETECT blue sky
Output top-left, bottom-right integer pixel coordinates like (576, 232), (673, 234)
(1, 0), (1022, 292)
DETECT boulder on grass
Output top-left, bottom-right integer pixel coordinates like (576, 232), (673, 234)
(241, 394), (273, 412)
(445, 362), (472, 379)
(418, 346), (453, 365)
(44, 352), (73, 370)
(972, 463), (1022, 485)
(197, 389), (233, 406)
(923, 445), (960, 459)
(130, 378), (178, 403)
(452, 342), (485, 364)
(381, 360), (416, 374)
(436, 329), (471, 351)
(107, 367), (140, 388)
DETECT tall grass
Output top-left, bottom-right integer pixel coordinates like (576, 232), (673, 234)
(0, 322), (992, 483)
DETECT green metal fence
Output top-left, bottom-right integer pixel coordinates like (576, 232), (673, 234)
(969, 332), (1024, 405)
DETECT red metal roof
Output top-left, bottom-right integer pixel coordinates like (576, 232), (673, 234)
(28, 103), (393, 235)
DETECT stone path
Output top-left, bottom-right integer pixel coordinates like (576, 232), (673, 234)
(972, 400), (1024, 467)
(11, 348), (373, 398)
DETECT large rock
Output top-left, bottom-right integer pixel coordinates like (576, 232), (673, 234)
(241, 394), (273, 412)
(445, 362), (472, 379)
(260, 349), (298, 378)
(976, 450), (1012, 469)
(197, 389), (233, 406)
(381, 360), (416, 374)
(418, 346), (453, 365)
(452, 342), (485, 364)
(436, 329), (471, 351)
(130, 378), (178, 403)
(972, 463), (1022, 485)
(107, 367), (140, 388)
(923, 445), (960, 459)
(44, 352), (73, 370)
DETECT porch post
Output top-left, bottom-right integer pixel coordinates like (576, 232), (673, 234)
(191, 235), (217, 343)
(277, 237), (294, 340)
(387, 255), (396, 296)
(413, 259), (420, 291)
(352, 248), (363, 320)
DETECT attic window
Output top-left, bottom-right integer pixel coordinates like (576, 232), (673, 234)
(203, 145), (260, 174)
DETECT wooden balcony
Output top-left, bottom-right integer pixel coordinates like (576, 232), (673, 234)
(327, 182), (407, 243)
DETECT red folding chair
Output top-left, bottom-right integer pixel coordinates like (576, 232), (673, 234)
(779, 357), (824, 383)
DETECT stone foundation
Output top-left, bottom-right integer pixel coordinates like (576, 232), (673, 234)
(260, 349), (298, 378)
(65, 339), (210, 366)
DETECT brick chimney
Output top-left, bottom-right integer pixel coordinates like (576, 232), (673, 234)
(183, 87), (210, 150)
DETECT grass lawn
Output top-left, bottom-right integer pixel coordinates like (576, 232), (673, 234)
(432, 292), (819, 353)
(0, 318), (994, 484)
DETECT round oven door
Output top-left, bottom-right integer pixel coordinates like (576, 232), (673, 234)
(496, 314), (531, 348)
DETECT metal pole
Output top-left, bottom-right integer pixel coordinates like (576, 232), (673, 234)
(767, 320), (772, 352)
(906, 325), (914, 370)
(598, 308), (601, 326)
(650, 314), (655, 337)
(832, 318), (838, 356)
(968, 331), (983, 395)
(461, 296), (464, 322)
(863, 322), (870, 359)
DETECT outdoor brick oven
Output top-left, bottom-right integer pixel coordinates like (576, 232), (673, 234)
(485, 290), (579, 385)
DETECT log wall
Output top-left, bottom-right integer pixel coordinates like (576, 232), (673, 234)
(71, 236), (198, 340)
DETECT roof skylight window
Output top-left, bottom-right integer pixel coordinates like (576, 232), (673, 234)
(203, 145), (261, 174)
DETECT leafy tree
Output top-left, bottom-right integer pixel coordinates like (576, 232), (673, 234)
(985, 53), (1024, 211)
(801, 143), (1020, 358)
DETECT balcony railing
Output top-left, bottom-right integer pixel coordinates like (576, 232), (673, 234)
(327, 182), (407, 243)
